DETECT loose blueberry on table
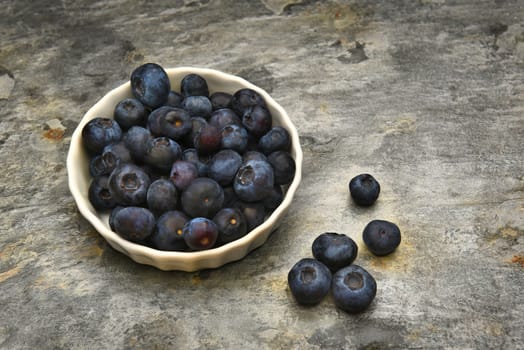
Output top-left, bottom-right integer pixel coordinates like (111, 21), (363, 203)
(362, 219), (401, 256)
(331, 265), (377, 313)
(82, 63), (295, 252)
(312, 232), (358, 273)
(349, 173), (381, 206)
(288, 258), (332, 305)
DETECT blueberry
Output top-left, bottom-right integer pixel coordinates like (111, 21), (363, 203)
(259, 126), (291, 155)
(114, 98), (147, 130)
(183, 217), (218, 250)
(263, 185), (284, 211)
(222, 186), (240, 208)
(144, 137), (182, 172)
(312, 232), (358, 272)
(193, 124), (222, 156)
(88, 176), (117, 210)
(242, 105), (272, 138)
(165, 90), (183, 108)
(147, 106), (192, 141)
(288, 258), (332, 305)
(182, 148), (208, 177)
(207, 149), (243, 186)
(181, 96), (213, 118)
(180, 73), (209, 98)
(89, 155), (113, 177)
(220, 124), (249, 153)
(151, 210), (189, 251)
(331, 265), (377, 313)
(169, 160), (199, 191)
(122, 126), (152, 163)
(181, 177), (224, 218)
(182, 116), (208, 148)
(108, 163), (151, 206)
(349, 174), (380, 206)
(146, 179), (178, 216)
(234, 159), (274, 202)
(130, 63), (170, 109)
(82, 117), (122, 155)
(112, 206), (156, 242)
(209, 108), (241, 129)
(213, 208), (248, 243)
(267, 150), (295, 185)
(242, 150), (267, 163)
(89, 142), (131, 177)
(101, 141), (132, 170)
(109, 205), (125, 231)
(210, 92), (232, 110)
(236, 201), (266, 231)
(231, 88), (267, 116)
(362, 220), (401, 256)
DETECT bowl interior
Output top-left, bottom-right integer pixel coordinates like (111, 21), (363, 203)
(67, 67), (302, 271)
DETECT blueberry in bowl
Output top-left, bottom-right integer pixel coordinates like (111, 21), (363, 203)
(67, 65), (302, 271)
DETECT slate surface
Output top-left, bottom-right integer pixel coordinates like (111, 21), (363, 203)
(0, 1), (523, 349)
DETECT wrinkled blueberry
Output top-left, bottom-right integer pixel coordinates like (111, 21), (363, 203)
(180, 73), (209, 98)
(267, 150), (295, 185)
(349, 174), (380, 207)
(108, 163), (151, 206)
(112, 206), (156, 242)
(234, 159), (274, 202)
(242, 105), (272, 138)
(183, 217), (218, 250)
(114, 98), (147, 130)
(144, 137), (182, 172)
(213, 208), (248, 243)
(182, 96), (213, 118)
(122, 126), (151, 163)
(151, 210), (189, 251)
(220, 124), (249, 153)
(332, 265), (377, 313)
(231, 88), (267, 116)
(181, 177), (224, 218)
(362, 220), (401, 256)
(207, 149), (243, 186)
(88, 175), (117, 210)
(259, 126), (291, 155)
(89, 155), (112, 177)
(146, 179), (178, 216)
(288, 258), (332, 305)
(210, 91), (232, 110)
(312, 232), (358, 272)
(82, 117), (122, 155)
(130, 63), (170, 109)
(169, 160), (199, 191)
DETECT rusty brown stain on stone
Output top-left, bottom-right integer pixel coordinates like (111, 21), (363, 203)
(509, 255), (524, 268)
(42, 128), (65, 141)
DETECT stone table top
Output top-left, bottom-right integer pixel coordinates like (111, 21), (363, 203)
(1, 1), (523, 349)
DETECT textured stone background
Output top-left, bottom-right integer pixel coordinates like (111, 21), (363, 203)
(1, 0), (523, 349)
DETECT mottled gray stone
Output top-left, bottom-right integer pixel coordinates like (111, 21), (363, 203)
(1, 0), (523, 349)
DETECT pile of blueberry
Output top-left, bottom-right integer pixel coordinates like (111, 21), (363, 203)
(82, 63), (296, 252)
(288, 174), (401, 313)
